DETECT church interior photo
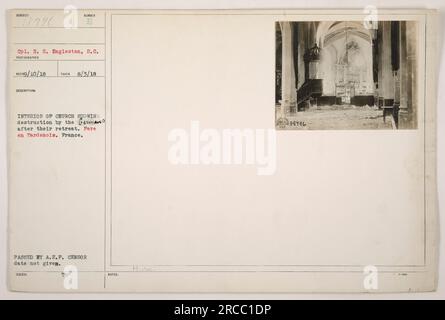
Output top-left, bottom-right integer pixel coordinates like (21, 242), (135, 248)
(275, 20), (418, 130)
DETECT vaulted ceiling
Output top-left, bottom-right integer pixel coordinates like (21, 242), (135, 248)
(317, 21), (372, 47)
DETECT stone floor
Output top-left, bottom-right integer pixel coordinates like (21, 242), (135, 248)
(276, 105), (395, 130)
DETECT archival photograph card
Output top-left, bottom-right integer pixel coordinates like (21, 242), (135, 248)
(7, 9), (439, 292)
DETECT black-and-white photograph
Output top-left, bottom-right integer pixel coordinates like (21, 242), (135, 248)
(275, 21), (418, 130)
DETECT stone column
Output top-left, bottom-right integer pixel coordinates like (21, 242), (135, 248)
(391, 21), (401, 110)
(406, 21), (417, 127)
(399, 21), (408, 110)
(279, 22), (297, 117)
(378, 21), (395, 107)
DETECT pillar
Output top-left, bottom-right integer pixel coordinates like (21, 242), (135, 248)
(405, 21), (417, 128)
(279, 22), (297, 117)
(378, 21), (395, 107)
(399, 21), (408, 110)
